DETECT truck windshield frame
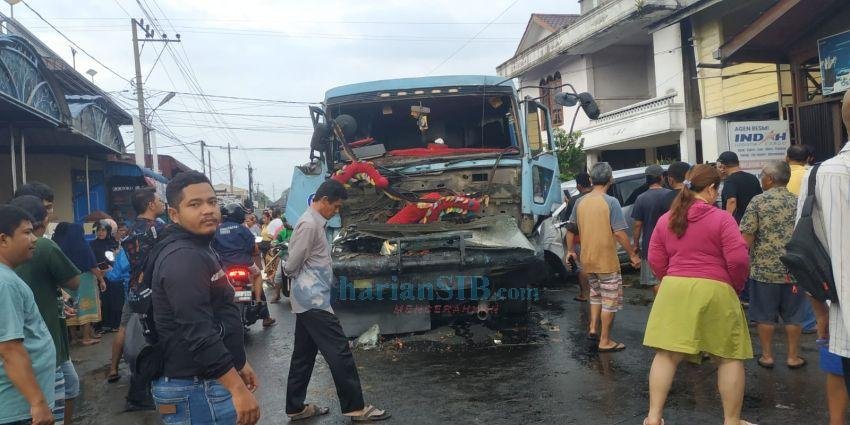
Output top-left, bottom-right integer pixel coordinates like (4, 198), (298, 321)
(325, 85), (523, 161)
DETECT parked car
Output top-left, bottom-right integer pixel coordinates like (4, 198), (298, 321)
(555, 165), (670, 264)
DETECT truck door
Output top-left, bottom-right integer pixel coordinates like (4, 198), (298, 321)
(522, 100), (561, 217)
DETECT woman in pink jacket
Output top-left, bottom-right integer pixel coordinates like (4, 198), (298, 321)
(642, 164), (754, 425)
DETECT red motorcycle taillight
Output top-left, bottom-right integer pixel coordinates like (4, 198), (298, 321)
(227, 269), (248, 279)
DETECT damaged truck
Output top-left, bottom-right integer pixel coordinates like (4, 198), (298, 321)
(284, 75), (599, 336)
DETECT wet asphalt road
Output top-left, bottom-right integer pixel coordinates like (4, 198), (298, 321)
(71, 274), (828, 424)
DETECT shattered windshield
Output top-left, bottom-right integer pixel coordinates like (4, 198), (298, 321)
(326, 92), (520, 160)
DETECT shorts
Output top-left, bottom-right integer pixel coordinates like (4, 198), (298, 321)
(640, 258), (659, 286)
(587, 272), (623, 313)
(59, 360), (80, 399)
(748, 279), (806, 325)
(120, 301), (132, 327)
(52, 360), (79, 423)
(820, 344), (844, 376)
(53, 366), (66, 422)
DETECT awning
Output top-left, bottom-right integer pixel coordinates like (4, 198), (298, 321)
(715, 0), (843, 64)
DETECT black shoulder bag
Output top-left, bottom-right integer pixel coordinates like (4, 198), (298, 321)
(780, 164), (837, 303)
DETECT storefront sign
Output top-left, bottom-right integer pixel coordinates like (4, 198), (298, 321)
(727, 120), (790, 172)
(819, 30), (850, 96)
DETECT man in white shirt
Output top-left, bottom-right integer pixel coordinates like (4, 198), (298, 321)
(799, 89), (850, 424)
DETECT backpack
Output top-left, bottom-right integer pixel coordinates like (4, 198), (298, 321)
(123, 220), (161, 343)
(780, 164), (837, 303)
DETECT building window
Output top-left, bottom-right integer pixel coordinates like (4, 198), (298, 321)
(538, 72), (564, 127)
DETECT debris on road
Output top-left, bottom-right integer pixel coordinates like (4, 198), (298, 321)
(356, 324), (381, 350)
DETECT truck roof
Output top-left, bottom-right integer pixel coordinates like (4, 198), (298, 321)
(325, 75), (514, 101)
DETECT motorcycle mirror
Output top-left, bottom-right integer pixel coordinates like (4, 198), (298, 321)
(104, 251), (115, 262)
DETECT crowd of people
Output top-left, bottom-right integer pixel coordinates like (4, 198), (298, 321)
(565, 89), (850, 425)
(0, 172), (389, 425)
(0, 93), (847, 425)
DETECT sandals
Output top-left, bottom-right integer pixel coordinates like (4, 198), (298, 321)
(288, 404), (330, 421)
(787, 357), (807, 369)
(573, 296), (588, 302)
(107, 373), (120, 383)
(350, 405), (391, 422)
(756, 356), (774, 369)
(598, 341), (626, 353)
(643, 419), (664, 425)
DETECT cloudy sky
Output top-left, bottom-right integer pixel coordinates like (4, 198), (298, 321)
(10, 0), (579, 200)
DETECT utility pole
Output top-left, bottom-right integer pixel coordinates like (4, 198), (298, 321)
(199, 140), (205, 177)
(207, 150), (212, 180)
(227, 142), (234, 193)
(247, 163), (254, 208)
(131, 18), (180, 167)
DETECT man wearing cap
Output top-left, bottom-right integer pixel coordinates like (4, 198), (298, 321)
(716, 151), (762, 223)
(663, 161), (691, 209)
(630, 165), (671, 294)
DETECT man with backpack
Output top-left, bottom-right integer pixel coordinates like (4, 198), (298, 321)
(148, 171), (259, 425)
(796, 89), (850, 425)
(213, 203), (275, 327)
(107, 187), (164, 411)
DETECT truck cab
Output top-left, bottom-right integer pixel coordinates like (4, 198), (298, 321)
(285, 75), (564, 336)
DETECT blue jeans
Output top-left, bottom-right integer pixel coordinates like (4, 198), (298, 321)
(152, 377), (236, 425)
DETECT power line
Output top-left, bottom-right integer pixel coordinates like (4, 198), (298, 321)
(153, 108), (310, 119)
(20, 1), (132, 83)
(147, 89), (318, 105)
(428, 0), (520, 75)
(43, 17), (526, 25)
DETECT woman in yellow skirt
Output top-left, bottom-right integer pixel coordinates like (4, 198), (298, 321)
(642, 165), (755, 425)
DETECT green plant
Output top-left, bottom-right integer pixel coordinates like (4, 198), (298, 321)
(553, 128), (585, 181)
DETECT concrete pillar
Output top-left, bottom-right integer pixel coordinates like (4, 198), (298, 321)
(678, 127), (698, 164)
(585, 151), (598, 170)
(645, 147), (657, 164)
(700, 118), (727, 164)
(652, 23), (686, 103)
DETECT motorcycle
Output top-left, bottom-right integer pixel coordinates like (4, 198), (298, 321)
(262, 240), (290, 298)
(226, 265), (263, 328)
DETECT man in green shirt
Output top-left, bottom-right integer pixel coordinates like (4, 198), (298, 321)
(11, 196), (81, 425)
(0, 204), (56, 425)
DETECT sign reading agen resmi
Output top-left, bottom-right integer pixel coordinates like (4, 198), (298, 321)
(727, 120), (790, 173)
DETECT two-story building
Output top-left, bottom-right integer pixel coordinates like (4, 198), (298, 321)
(499, 0), (800, 170)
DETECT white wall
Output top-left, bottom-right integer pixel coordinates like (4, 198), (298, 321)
(589, 44), (654, 112)
(652, 23), (686, 102)
(700, 117), (728, 163)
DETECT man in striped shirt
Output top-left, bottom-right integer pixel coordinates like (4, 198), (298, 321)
(800, 89), (850, 425)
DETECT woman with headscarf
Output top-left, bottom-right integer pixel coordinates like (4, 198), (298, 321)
(89, 219), (125, 333)
(52, 221), (105, 346)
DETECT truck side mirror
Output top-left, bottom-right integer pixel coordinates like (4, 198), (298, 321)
(554, 92), (601, 120)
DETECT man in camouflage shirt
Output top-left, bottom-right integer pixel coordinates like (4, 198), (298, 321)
(740, 160), (806, 369)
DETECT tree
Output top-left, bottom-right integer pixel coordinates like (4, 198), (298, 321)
(553, 128), (585, 181)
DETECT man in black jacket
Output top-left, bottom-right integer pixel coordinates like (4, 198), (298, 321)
(150, 171), (260, 425)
